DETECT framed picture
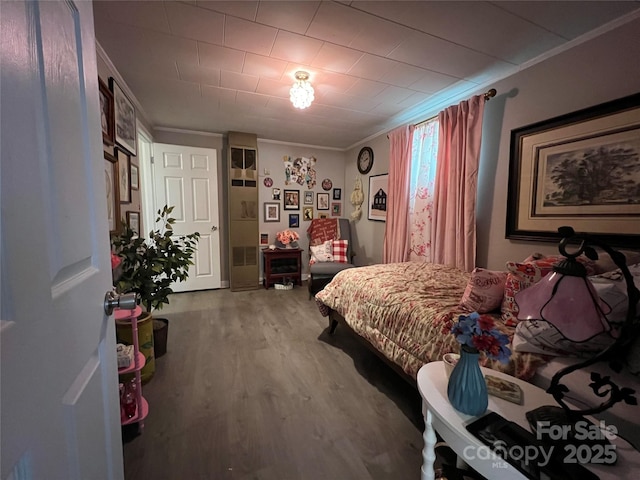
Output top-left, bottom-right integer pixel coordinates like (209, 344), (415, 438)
(289, 214), (300, 228)
(272, 188), (281, 200)
(507, 93), (640, 247)
(284, 189), (300, 210)
(303, 206), (314, 221)
(104, 151), (120, 234)
(109, 77), (137, 156)
(333, 188), (341, 200)
(331, 203), (342, 217)
(260, 233), (269, 245)
(117, 149), (131, 203)
(264, 202), (280, 222)
(126, 211), (140, 236)
(368, 173), (388, 221)
(319, 213), (328, 219)
(317, 192), (330, 210)
(99, 78), (114, 145)
(130, 163), (139, 191)
(304, 191), (314, 205)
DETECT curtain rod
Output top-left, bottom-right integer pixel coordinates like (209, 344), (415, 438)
(388, 88), (497, 135)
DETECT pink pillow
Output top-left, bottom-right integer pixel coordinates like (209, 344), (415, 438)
(501, 258), (558, 326)
(332, 239), (349, 263)
(460, 268), (507, 313)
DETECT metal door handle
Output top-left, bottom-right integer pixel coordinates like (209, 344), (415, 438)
(211, 225), (218, 231)
(104, 290), (139, 315)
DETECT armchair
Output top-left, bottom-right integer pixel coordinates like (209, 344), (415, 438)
(308, 218), (356, 298)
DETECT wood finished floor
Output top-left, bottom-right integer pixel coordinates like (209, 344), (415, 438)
(122, 284), (425, 480)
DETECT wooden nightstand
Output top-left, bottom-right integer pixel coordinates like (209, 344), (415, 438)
(262, 248), (302, 289)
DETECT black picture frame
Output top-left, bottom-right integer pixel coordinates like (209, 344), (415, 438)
(506, 93), (640, 247)
(368, 174), (388, 222)
(317, 192), (329, 210)
(284, 189), (300, 210)
(99, 78), (115, 146)
(264, 202), (280, 222)
(109, 77), (137, 156)
(289, 214), (300, 228)
(104, 151), (120, 234)
(333, 188), (341, 200)
(117, 148), (131, 204)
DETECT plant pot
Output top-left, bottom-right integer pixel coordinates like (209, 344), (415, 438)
(153, 318), (169, 358)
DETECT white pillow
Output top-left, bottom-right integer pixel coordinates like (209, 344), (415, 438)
(310, 240), (333, 263)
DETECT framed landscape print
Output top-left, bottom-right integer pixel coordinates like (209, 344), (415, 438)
(117, 149), (131, 203)
(126, 211), (140, 236)
(99, 78), (114, 145)
(507, 93), (640, 246)
(104, 151), (120, 233)
(110, 77), (137, 156)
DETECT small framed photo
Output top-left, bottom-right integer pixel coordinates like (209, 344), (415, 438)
(130, 163), (139, 190)
(126, 211), (140, 235)
(304, 191), (314, 205)
(333, 188), (341, 200)
(99, 78), (114, 146)
(260, 233), (269, 245)
(264, 202), (280, 222)
(284, 189), (300, 210)
(303, 206), (313, 221)
(272, 188), (281, 200)
(319, 213), (328, 219)
(117, 148), (131, 204)
(368, 173), (388, 222)
(289, 214), (300, 228)
(317, 192), (329, 210)
(331, 203), (342, 217)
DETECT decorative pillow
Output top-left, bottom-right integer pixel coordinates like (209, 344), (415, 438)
(513, 320), (616, 357)
(310, 240), (333, 264)
(522, 253), (597, 276)
(501, 258), (559, 326)
(459, 268), (507, 313)
(332, 239), (349, 263)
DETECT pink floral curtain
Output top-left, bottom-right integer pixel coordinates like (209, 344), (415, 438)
(383, 124), (414, 263)
(408, 118), (439, 262)
(431, 95), (485, 272)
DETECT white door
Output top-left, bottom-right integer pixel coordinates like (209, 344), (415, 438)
(152, 143), (222, 291)
(1, 1), (123, 479)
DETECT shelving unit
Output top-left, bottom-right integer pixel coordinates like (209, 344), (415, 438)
(115, 305), (149, 428)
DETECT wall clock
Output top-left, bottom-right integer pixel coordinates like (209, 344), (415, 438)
(357, 146), (374, 174)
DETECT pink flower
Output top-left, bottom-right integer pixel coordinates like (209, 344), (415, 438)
(276, 229), (299, 245)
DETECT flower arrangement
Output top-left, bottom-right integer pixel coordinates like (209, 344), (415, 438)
(450, 312), (511, 363)
(276, 229), (300, 245)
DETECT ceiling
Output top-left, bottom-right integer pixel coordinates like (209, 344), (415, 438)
(93, 1), (640, 149)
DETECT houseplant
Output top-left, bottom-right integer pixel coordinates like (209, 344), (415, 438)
(111, 205), (200, 378)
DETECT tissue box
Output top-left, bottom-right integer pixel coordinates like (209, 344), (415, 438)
(116, 343), (134, 368)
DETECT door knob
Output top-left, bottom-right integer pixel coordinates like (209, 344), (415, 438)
(211, 225), (218, 231)
(104, 290), (139, 315)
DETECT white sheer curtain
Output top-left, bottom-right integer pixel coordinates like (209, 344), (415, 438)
(408, 118), (439, 262)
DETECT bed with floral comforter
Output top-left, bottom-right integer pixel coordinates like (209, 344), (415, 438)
(315, 262), (546, 381)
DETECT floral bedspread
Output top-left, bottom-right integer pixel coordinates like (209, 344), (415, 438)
(315, 262), (546, 381)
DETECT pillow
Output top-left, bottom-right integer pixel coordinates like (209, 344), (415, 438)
(310, 240), (333, 264)
(501, 258), (559, 326)
(513, 320), (616, 357)
(332, 239), (349, 263)
(459, 268), (507, 313)
(522, 253), (597, 276)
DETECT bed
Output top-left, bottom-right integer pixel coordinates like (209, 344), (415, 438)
(315, 262), (547, 384)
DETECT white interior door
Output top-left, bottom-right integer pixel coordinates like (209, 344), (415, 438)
(1, 1), (122, 479)
(152, 143), (222, 291)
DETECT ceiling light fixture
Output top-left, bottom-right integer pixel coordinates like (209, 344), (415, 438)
(290, 71), (314, 110)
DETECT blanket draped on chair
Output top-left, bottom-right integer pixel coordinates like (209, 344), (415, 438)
(307, 218), (340, 246)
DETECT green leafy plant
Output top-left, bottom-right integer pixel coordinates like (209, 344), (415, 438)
(111, 205), (200, 313)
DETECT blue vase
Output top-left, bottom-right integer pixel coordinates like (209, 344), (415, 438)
(447, 346), (488, 416)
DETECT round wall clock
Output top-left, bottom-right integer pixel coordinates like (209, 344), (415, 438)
(357, 146), (374, 174)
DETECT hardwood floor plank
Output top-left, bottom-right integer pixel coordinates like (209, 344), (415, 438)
(123, 285), (424, 479)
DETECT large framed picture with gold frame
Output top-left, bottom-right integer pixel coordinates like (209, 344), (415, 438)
(506, 93), (640, 247)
